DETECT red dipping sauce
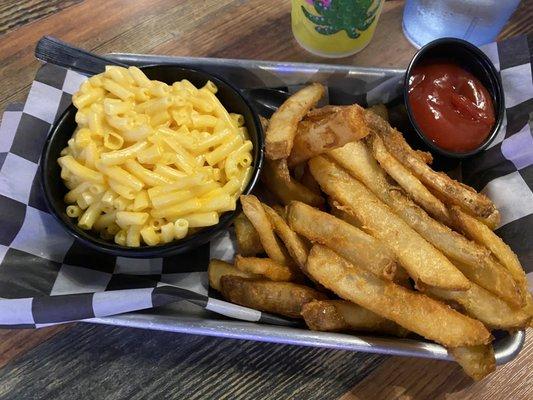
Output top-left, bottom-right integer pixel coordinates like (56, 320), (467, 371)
(408, 60), (495, 153)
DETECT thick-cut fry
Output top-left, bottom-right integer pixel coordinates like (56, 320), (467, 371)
(477, 210), (500, 230)
(235, 256), (295, 281)
(329, 141), (521, 306)
(259, 115), (269, 130)
(427, 284), (532, 330)
(329, 200), (363, 227)
(240, 195), (291, 265)
(450, 206), (528, 287)
(208, 259), (255, 291)
(287, 104), (370, 166)
(234, 213), (264, 256)
(301, 300), (409, 337)
(262, 160), (324, 207)
(219, 275), (327, 318)
(265, 82), (325, 160)
(287, 201), (396, 279)
(263, 204), (309, 268)
(306, 245), (490, 347)
(369, 134), (452, 225)
(368, 113), (496, 218)
(272, 159), (291, 183)
(309, 156), (470, 290)
(450, 345), (496, 381)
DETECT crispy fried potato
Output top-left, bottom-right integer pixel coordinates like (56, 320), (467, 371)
(265, 83), (325, 160)
(367, 104), (389, 121)
(301, 300), (409, 337)
(426, 283), (531, 330)
(287, 201), (397, 279)
(329, 141), (521, 306)
(219, 275), (326, 318)
(240, 194), (291, 265)
(306, 245), (491, 347)
(262, 160), (324, 207)
(271, 159), (291, 183)
(414, 149), (433, 164)
(450, 206), (527, 287)
(370, 116), (496, 218)
(234, 213), (264, 257)
(309, 156), (470, 290)
(263, 204), (309, 269)
(287, 104), (370, 166)
(329, 200), (363, 227)
(450, 345), (496, 381)
(235, 255), (295, 281)
(208, 259), (255, 291)
(369, 134), (452, 226)
(477, 210), (500, 230)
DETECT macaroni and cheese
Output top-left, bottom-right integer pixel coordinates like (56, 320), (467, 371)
(58, 66), (253, 247)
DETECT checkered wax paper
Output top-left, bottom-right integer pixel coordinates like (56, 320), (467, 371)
(0, 35), (532, 328)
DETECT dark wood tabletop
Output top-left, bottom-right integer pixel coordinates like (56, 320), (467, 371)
(0, 1), (532, 399)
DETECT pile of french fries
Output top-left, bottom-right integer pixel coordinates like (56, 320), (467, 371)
(208, 83), (533, 380)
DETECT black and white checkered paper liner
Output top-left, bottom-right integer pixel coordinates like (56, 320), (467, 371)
(0, 35), (531, 328)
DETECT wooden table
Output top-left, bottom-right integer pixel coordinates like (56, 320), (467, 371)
(0, 1), (532, 399)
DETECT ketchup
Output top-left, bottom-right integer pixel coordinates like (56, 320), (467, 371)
(408, 60), (495, 153)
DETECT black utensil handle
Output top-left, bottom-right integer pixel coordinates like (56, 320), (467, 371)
(35, 36), (129, 75)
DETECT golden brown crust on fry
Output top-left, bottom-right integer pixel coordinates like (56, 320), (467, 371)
(263, 204), (309, 269)
(288, 104), (370, 166)
(265, 83), (325, 160)
(377, 125), (496, 218)
(235, 255), (295, 281)
(329, 140), (520, 306)
(301, 300), (408, 337)
(450, 345), (496, 381)
(309, 156), (470, 291)
(234, 213), (264, 257)
(426, 283), (531, 330)
(306, 245), (491, 347)
(287, 201), (396, 280)
(450, 206), (527, 286)
(262, 160), (324, 207)
(219, 275), (327, 318)
(208, 259), (255, 291)
(240, 194), (292, 265)
(369, 134), (452, 226)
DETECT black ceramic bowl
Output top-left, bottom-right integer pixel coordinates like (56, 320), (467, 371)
(41, 65), (264, 258)
(404, 38), (504, 158)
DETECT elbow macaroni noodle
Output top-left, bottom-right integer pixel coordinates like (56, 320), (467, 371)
(59, 66), (253, 247)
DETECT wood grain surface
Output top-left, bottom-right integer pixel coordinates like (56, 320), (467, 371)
(0, 1), (532, 399)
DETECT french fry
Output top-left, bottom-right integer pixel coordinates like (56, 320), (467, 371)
(219, 275), (327, 318)
(309, 156), (470, 291)
(329, 200), (363, 227)
(450, 206), (528, 287)
(306, 245), (491, 347)
(287, 201), (397, 279)
(329, 141), (521, 306)
(235, 255), (295, 281)
(287, 104), (370, 166)
(262, 160), (324, 207)
(449, 345), (496, 381)
(369, 134), (452, 226)
(263, 204), (309, 269)
(208, 259), (255, 291)
(477, 210), (500, 230)
(234, 213), (264, 256)
(301, 300), (409, 337)
(368, 113), (496, 218)
(240, 194), (292, 265)
(426, 284), (532, 330)
(265, 83), (325, 160)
